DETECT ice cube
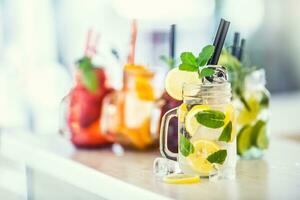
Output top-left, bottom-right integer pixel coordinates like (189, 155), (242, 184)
(202, 65), (228, 84)
(153, 157), (181, 177)
(112, 143), (124, 156)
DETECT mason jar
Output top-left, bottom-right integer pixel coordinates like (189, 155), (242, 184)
(235, 69), (270, 159)
(160, 69), (237, 178)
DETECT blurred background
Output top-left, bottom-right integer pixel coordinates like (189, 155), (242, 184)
(0, 0), (300, 199)
(0, 0), (300, 135)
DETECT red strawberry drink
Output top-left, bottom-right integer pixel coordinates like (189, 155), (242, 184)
(65, 30), (114, 147)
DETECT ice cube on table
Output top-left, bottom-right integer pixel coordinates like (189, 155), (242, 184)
(153, 157), (181, 177)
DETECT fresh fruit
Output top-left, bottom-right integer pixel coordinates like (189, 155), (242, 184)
(178, 103), (188, 123)
(69, 88), (101, 127)
(135, 76), (155, 101)
(187, 140), (220, 175)
(185, 105), (210, 136)
(237, 125), (252, 155)
(224, 104), (234, 125)
(237, 95), (260, 125)
(251, 120), (268, 149)
(165, 67), (201, 100)
(163, 173), (200, 184)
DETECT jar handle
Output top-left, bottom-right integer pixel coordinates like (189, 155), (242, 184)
(58, 94), (71, 140)
(160, 108), (178, 161)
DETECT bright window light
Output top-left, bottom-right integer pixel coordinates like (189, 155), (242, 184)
(113, 0), (214, 21)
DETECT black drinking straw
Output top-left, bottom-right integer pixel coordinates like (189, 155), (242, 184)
(212, 19), (225, 48)
(208, 19), (230, 65)
(232, 32), (240, 57)
(207, 19), (225, 65)
(237, 38), (246, 61)
(169, 24), (176, 59)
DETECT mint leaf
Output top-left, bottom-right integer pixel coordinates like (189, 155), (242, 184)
(197, 45), (215, 66)
(179, 63), (198, 71)
(200, 68), (215, 78)
(180, 134), (194, 157)
(195, 110), (225, 129)
(77, 56), (98, 92)
(81, 69), (98, 92)
(207, 149), (227, 164)
(260, 91), (269, 108)
(180, 52), (197, 67)
(219, 121), (232, 142)
(160, 55), (175, 69)
(78, 56), (92, 71)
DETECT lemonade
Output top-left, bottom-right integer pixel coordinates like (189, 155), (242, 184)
(176, 82), (236, 177)
(160, 65), (237, 178)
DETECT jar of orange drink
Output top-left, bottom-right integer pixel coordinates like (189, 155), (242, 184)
(101, 64), (161, 150)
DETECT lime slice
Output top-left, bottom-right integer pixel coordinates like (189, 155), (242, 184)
(178, 103), (188, 123)
(237, 95), (260, 125)
(253, 121), (269, 149)
(185, 105), (210, 136)
(163, 173), (200, 184)
(187, 140), (220, 175)
(237, 125), (252, 155)
(165, 67), (201, 100)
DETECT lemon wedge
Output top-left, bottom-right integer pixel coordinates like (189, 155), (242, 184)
(178, 103), (188, 123)
(165, 67), (201, 100)
(185, 105), (210, 136)
(237, 95), (260, 125)
(187, 140), (220, 175)
(163, 173), (200, 184)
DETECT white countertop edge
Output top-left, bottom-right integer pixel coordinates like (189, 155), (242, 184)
(1, 134), (171, 200)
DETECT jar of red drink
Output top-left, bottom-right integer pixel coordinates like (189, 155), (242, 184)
(60, 31), (114, 148)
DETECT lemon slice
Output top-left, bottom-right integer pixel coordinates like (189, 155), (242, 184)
(185, 105), (210, 136)
(178, 103), (188, 123)
(163, 173), (200, 184)
(187, 140), (220, 175)
(237, 95), (260, 125)
(165, 67), (201, 100)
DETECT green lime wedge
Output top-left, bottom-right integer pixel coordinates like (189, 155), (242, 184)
(237, 125), (252, 155)
(251, 120), (269, 149)
(251, 120), (265, 144)
(256, 123), (269, 149)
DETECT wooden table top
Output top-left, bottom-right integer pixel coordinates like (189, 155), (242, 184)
(1, 131), (300, 200)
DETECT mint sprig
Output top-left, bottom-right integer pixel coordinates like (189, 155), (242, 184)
(218, 121), (232, 142)
(77, 56), (98, 92)
(179, 45), (215, 78)
(180, 134), (194, 157)
(160, 55), (176, 69)
(195, 110), (225, 129)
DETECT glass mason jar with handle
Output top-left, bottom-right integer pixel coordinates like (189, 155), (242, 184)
(101, 64), (161, 150)
(160, 68), (236, 178)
